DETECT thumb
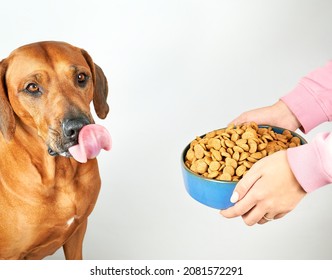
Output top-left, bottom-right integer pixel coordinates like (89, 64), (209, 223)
(230, 167), (261, 203)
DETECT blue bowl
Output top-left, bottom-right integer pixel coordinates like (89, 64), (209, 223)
(181, 125), (307, 210)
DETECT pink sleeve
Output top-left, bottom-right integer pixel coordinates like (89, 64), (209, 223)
(281, 61), (332, 133)
(280, 61), (332, 192)
(287, 133), (332, 193)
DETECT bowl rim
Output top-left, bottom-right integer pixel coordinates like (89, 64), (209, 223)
(181, 124), (307, 183)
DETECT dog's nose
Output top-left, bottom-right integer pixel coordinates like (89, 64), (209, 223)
(62, 118), (90, 140)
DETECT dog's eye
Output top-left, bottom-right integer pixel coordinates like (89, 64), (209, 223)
(25, 83), (40, 95)
(77, 73), (88, 87)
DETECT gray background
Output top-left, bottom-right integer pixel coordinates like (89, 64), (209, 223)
(1, 0), (332, 259)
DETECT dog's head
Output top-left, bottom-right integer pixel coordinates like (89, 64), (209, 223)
(0, 41), (109, 157)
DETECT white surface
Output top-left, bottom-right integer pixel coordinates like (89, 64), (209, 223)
(1, 0), (332, 259)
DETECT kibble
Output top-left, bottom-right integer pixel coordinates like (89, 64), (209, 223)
(185, 122), (302, 182)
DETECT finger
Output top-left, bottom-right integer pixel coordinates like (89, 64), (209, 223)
(241, 205), (271, 226)
(228, 116), (248, 126)
(229, 166), (261, 203)
(229, 113), (262, 127)
(274, 213), (287, 220)
(220, 190), (257, 219)
(257, 211), (288, 225)
(257, 218), (269, 225)
(258, 213), (285, 225)
(220, 168), (262, 218)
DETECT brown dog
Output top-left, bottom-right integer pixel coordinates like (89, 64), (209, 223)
(0, 41), (109, 259)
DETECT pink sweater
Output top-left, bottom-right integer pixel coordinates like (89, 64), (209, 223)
(281, 61), (332, 192)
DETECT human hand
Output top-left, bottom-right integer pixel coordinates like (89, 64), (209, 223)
(220, 150), (306, 225)
(231, 100), (301, 131)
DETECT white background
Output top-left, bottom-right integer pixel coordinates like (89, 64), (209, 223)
(1, 0), (332, 260)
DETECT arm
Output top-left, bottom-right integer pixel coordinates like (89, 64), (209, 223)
(287, 132), (332, 193)
(221, 61), (332, 225)
(281, 62), (332, 133)
(232, 61), (332, 132)
(281, 60), (332, 133)
(282, 60), (332, 192)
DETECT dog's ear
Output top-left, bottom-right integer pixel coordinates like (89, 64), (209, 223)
(81, 49), (109, 119)
(0, 59), (15, 141)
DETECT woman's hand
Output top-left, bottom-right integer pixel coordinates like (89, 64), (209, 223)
(220, 150), (306, 225)
(231, 100), (301, 131)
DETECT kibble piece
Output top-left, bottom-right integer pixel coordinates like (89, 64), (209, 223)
(258, 142), (267, 151)
(248, 139), (258, 153)
(232, 151), (240, 161)
(282, 129), (292, 139)
(225, 158), (238, 169)
(239, 152), (249, 161)
(211, 149), (222, 161)
(247, 156), (258, 163)
(238, 143), (249, 152)
(236, 165), (247, 177)
(207, 171), (219, 179)
(233, 146), (244, 153)
(243, 161), (254, 169)
(231, 133), (240, 142)
(262, 134), (273, 141)
(208, 138), (221, 150)
(218, 173), (232, 181)
(209, 161), (221, 171)
(221, 151), (231, 158)
(186, 148), (195, 161)
(204, 156), (212, 165)
(196, 159), (208, 174)
(266, 142), (277, 153)
(242, 129), (257, 140)
(226, 148), (233, 156)
(221, 132), (231, 138)
(269, 130), (277, 140)
(249, 122), (259, 131)
(250, 152), (263, 160)
(194, 144), (205, 159)
(190, 162), (197, 173)
(223, 165), (235, 176)
(257, 127), (268, 135)
(195, 159), (208, 174)
(277, 141), (288, 149)
(291, 137), (301, 146)
(276, 134), (288, 143)
(236, 139), (247, 145)
(225, 140), (235, 148)
(232, 176), (240, 182)
(206, 131), (216, 138)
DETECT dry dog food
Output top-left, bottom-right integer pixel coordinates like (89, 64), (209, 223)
(184, 122), (301, 182)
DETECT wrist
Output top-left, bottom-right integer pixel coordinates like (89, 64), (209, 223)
(273, 100), (301, 131)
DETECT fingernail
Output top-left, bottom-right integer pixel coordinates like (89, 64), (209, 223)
(230, 191), (239, 203)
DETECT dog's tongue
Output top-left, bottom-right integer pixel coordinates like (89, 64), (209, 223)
(68, 124), (112, 163)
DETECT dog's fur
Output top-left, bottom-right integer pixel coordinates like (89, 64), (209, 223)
(0, 41), (109, 259)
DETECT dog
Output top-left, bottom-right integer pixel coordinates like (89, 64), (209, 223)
(0, 41), (109, 259)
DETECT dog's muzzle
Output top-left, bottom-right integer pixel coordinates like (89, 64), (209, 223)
(48, 117), (91, 157)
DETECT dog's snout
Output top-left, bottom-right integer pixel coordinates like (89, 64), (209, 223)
(62, 118), (90, 140)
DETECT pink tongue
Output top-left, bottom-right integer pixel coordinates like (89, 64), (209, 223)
(68, 124), (112, 163)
